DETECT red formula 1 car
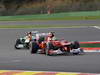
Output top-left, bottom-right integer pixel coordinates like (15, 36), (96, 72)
(45, 40), (71, 55)
(30, 36), (84, 56)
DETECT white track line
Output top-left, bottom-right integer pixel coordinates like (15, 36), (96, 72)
(84, 50), (100, 52)
(93, 26), (100, 30)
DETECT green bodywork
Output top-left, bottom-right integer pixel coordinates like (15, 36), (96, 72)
(19, 36), (36, 43)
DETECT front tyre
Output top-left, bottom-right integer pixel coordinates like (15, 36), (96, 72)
(14, 39), (21, 49)
(45, 42), (54, 56)
(30, 41), (39, 54)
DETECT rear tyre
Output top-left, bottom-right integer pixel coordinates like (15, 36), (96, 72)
(73, 41), (80, 49)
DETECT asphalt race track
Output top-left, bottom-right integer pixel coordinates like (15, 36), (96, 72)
(0, 26), (100, 73)
(0, 20), (100, 25)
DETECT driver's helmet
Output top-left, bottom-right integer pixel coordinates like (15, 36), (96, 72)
(29, 32), (32, 35)
(48, 32), (54, 37)
(26, 32), (32, 36)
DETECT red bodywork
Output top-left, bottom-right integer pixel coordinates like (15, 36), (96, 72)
(39, 40), (71, 54)
(52, 40), (71, 47)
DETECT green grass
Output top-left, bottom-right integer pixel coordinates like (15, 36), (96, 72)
(0, 11), (100, 21)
